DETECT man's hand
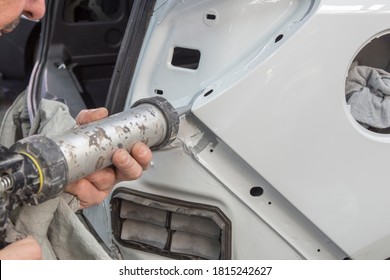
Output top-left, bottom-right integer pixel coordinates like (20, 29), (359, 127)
(66, 108), (152, 209)
(0, 236), (42, 260)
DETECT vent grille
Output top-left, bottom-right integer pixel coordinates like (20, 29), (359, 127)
(111, 188), (231, 260)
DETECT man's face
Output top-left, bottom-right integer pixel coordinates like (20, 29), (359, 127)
(0, 0), (46, 35)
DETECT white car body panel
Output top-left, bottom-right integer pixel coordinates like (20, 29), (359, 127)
(84, 0), (390, 260)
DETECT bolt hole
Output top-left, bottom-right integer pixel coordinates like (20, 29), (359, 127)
(275, 34), (284, 43)
(210, 149), (214, 153)
(206, 14), (217, 20)
(317, 249), (321, 252)
(250, 186), (264, 197)
(268, 201), (272, 205)
(155, 89), (164, 95)
(204, 89), (213, 97)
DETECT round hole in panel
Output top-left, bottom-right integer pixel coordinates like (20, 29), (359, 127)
(346, 33), (390, 134)
(250, 186), (264, 197)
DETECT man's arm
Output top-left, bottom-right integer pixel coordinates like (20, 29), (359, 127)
(0, 236), (42, 260)
(0, 107), (153, 258)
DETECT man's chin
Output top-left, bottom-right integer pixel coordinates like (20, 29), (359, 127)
(0, 26), (18, 36)
(1, 18), (21, 35)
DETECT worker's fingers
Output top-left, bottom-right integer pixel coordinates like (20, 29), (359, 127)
(112, 149), (143, 182)
(75, 107), (108, 125)
(66, 176), (113, 209)
(84, 167), (116, 192)
(0, 236), (42, 260)
(65, 144), (151, 209)
(130, 142), (153, 170)
(111, 143), (152, 182)
(67, 166), (129, 208)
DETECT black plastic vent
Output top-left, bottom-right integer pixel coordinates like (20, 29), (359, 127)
(111, 188), (231, 260)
